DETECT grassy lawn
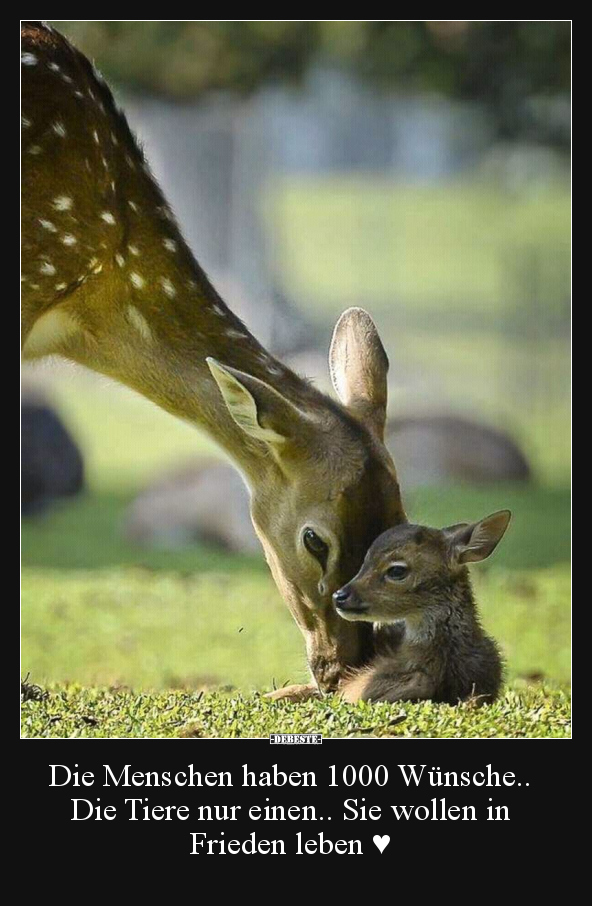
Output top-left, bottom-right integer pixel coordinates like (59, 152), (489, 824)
(22, 684), (570, 739)
(20, 510), (572, 695)
(21, 377), (570, 736)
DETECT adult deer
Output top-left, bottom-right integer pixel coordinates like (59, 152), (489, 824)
(21, 22), (406, 698)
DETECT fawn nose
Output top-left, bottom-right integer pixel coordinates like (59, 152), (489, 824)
(333, 586), (352, 608)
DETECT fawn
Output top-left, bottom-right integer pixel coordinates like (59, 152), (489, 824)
(333, 511), (511, 704)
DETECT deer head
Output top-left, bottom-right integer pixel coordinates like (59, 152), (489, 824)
(207, 309), (405, 687)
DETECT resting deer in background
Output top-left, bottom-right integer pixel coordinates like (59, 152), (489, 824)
(334, 511), (510, 704)
(21, 21), (406, 698)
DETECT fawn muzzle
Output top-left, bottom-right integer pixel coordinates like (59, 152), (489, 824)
(333, 584), (368, 618)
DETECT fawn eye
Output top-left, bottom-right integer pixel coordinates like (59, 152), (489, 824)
(385, 563), (409, 581)
(303, 528), (329, 566)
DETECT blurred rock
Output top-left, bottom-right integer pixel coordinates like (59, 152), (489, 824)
(387, 414), (531, 487)
(21, 391), (85, 515)
(123, 459), (260, 554)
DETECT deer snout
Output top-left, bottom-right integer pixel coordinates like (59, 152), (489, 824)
(333, 585), (352, 607)
(333, 584), (368, 618)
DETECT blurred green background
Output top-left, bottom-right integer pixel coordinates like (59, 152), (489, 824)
(22, 21), (570, 694)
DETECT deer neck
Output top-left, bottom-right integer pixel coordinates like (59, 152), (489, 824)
(61, 253), (321, 482)
(403, 577), (482, 652)
(20, 23), (326, 483)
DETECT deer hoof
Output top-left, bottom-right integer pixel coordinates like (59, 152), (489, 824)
(264, 684), (320, 703)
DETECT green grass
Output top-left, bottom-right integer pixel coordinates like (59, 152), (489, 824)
(22, 475), (571, 738)
(21, 553), (571, 692)
(21, 685), (571, 739)
(21, 369), (570, 737)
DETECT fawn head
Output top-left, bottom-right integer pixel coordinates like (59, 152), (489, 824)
(333, 510), (511, 624)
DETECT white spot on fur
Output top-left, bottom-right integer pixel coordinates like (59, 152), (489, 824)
(128, 244), (140, 256)
(39, 260), (56, 276)
(130, 272), (145, 289)
(128, 200), (138, 212)
(126, 305), (153, 341)
(163, 238), (177, 252)
(226, 328), (247, 339)
(48, 62), (61, 73)
(211, 304), (226, 317)
(74, 89), (84, 99)
(115, 253), (125, 268)
(160, 277), (176, 298)
(39, 219), (57, 232)
(110, 132), (119, 146)
(53, 196), (73, 211)
(93, 129), (100, 144)
(52, 121), (67, 138)
(27, 145), (42, 155)
(62, 234), (77, 246)
(55, 282), (67, 291)
(101, 211), (116, 225)
(21, 115), (31, 129)
(21, 53), (38, 66)
(92, 64), (106, 84)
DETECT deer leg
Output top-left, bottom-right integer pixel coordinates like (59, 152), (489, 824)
(264, 684), (320, 703)
(259, 537), (375, 692)
(305, 612), (374, 692)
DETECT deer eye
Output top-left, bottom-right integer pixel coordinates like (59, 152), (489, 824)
(385, 563), (409, 581)
(303, 528), (329, 566)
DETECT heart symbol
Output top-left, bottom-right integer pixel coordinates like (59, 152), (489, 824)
(373, 834), (390, 854)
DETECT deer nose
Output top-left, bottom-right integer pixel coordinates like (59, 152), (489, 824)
(333, 586), (352, 607)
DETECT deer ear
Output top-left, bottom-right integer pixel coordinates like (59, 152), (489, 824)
(444, 510), (511, 564)
(207, 358), (310, 449)
(329, 308), (389, 441)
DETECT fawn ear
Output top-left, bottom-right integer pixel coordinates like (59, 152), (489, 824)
(444, 510), (511, 564)
(329, 308), (389, 441)
(207, 358), (312, 451)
